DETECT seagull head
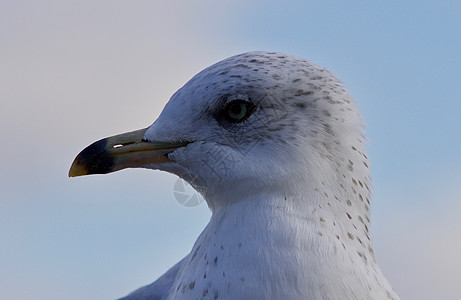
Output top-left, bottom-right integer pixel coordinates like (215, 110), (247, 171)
(69, 52), (368, 211)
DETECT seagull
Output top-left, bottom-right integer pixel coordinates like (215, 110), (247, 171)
(69, 51), (400, 300)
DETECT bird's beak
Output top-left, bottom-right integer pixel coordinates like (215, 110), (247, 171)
(69, 128), (189, 177)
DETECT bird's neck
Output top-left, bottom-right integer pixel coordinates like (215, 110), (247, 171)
(209, 190), (376, 268)
(172, 191), (397, 299)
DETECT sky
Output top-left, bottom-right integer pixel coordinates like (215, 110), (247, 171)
(1, 1), (460, 299)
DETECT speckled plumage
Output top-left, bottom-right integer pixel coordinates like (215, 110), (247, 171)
(119, 52), (399, 300)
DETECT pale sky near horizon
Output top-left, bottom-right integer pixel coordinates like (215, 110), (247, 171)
(1, 1), (460, 299)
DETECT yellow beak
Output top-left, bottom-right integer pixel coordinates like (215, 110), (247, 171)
(69, 128), (189, 177)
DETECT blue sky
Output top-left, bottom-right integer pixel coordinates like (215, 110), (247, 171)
(1, 1), (460, 299)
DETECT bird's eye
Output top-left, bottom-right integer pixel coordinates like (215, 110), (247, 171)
(224, 100), (255, 123)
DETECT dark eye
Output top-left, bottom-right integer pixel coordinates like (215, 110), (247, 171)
(224, 100), (255, 123)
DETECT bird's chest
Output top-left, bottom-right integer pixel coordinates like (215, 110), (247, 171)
(166, 205), (387, 300)
(168, 239), (305, 300)
(167, 216), (327, 300)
